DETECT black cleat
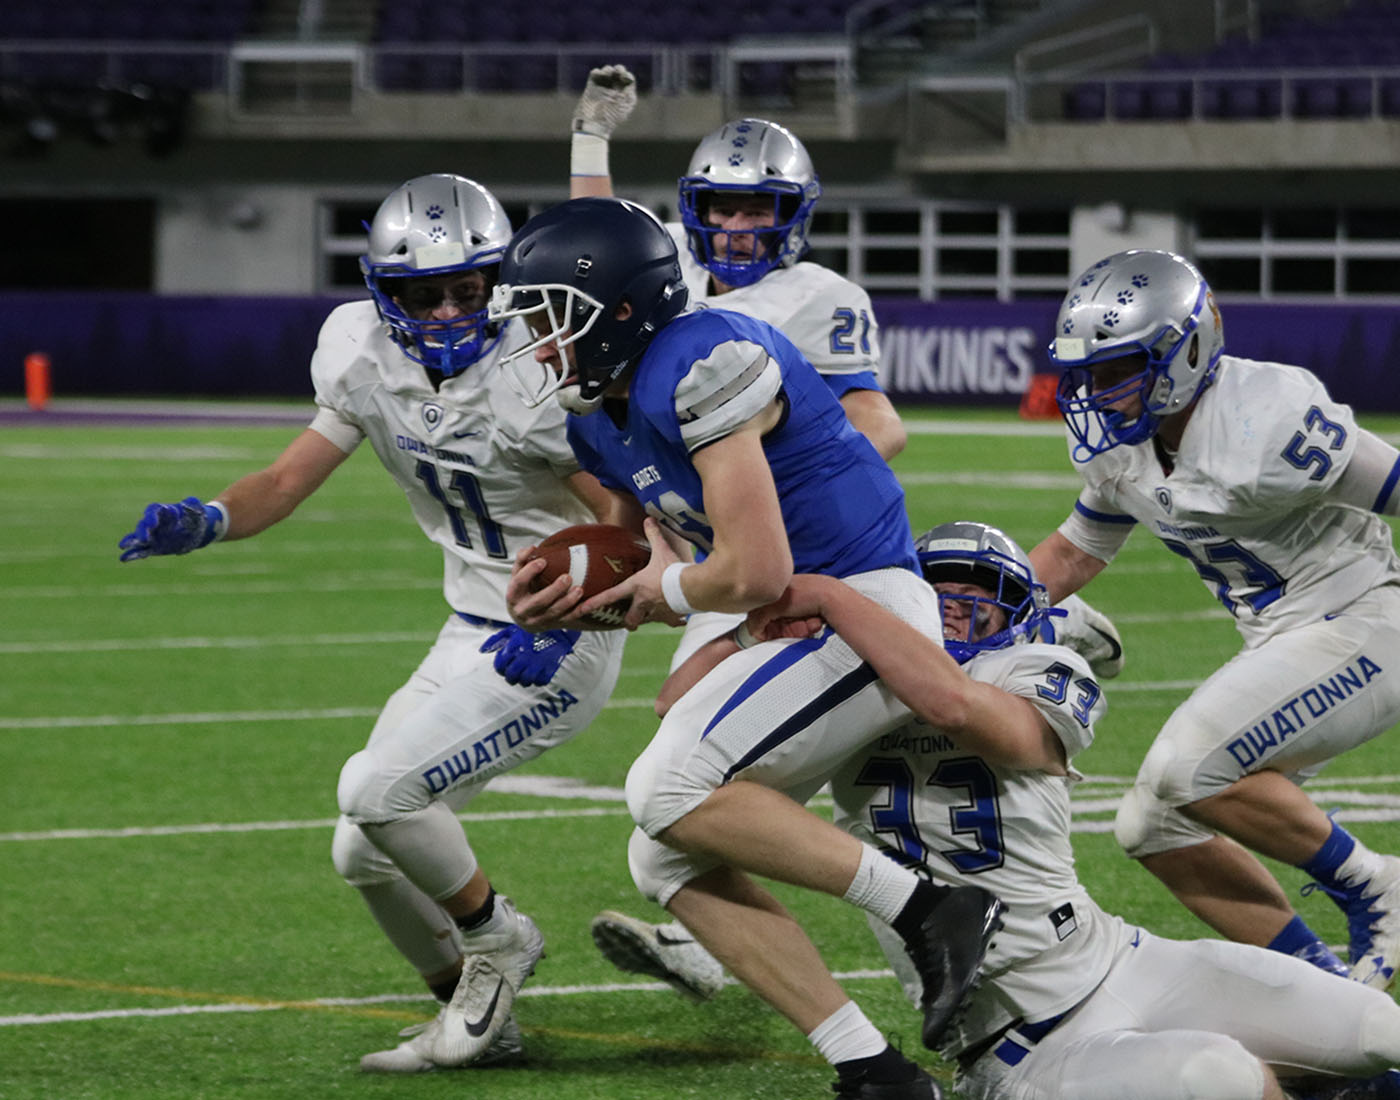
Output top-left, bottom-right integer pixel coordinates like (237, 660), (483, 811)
(831, 1067), (942, 1099)
(903, 884), (1003, 1049)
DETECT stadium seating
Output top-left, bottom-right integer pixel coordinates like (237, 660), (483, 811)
(1064, 0), (1400, 122)
(0, 0), (254, 91)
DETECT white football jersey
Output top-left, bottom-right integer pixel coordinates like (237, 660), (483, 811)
(830, 643), (1120, 1056)
(1063, 356), (1400, 647)
(308, 301), (594, 619)
(665, 222), (881, 377)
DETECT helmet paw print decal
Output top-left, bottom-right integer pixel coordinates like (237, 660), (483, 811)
(425, 204), (444, 220)
(1101, 309), (1120, 327)
(429, 226), (448, 242)
(1131, 273), (1150, 287)
(1116, 289), (1134, 304)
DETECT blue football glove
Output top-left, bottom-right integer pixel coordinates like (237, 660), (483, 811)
(481, 626), (581, 687)
(118, 497), (225, 562)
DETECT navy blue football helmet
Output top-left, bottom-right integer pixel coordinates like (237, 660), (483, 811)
(360, 173), (513, 377)
(915, 521), (1059, 664)
(489, 197), (689, 413)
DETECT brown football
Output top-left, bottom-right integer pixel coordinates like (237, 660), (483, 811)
(523, 523), (651, 629)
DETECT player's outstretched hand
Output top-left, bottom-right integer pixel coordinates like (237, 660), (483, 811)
(481, 625), (581, 687)
(118, 497), (223, 562)
(572, 64), (637, 138)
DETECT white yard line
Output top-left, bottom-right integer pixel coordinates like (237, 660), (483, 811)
(0, 971), (897, 1028)
(4, 774), (1399, 844)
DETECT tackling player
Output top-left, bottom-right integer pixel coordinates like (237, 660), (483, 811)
(118, 174), (625, 1073)
(761, 521), (1400, 1100)
(1032, 249), (1400, 991)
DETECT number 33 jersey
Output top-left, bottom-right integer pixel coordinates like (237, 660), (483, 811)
(306, 300), (595, 620)
(830, 643), (1117, 1052)
(1062, 357), (1400, 647)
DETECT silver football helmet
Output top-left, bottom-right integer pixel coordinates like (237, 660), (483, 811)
(360, 173), (514, 377)
(1050, 249), (1224, 459)
(677, 117), (821, 287)
(915, 521), (1058, 664)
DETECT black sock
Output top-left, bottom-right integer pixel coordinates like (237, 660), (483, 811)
(835, 1045), (915, 1084)
(428, 975), (458, 1003)
(454, 887), (496, 932)
(891, 879), (941, 943)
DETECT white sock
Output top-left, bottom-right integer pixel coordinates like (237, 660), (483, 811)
(806, 1000), (888, 1065)
(843, 843), (918, 925)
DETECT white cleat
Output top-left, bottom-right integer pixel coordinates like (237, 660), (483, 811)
(589, 910), (726, 1002)
(359, 1012), (523, 1074)
(429, 897), (545, 1067)
(1346, 856), (1400, 990)
(1054, 594), (1124, 679)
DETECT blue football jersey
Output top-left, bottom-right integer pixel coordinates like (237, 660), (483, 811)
(567, 308), (916, 578)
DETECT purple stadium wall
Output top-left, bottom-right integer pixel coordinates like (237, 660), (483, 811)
(3, 293), (1399, 412)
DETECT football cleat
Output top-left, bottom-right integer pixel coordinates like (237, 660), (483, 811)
(428, 896), (545, 1067)
(589, 910), (726, 1002)
(1053, 594), (1124, 679)
(1290, 937), (1350, 979)
(1343, 855), (1400, 990)
(903, 885), (1003, 1050)
(360, 1012), (523, 1073)
(831, 1064), (942, 1099)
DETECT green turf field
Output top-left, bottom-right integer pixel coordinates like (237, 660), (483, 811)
(2, 406), (1398, 1099)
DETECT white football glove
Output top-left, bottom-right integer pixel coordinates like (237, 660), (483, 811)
(572, 64), (637, 138)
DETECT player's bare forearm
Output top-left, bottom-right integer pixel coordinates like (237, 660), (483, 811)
(839, 389), (907, 460)
(1029, 530), (1107, 604)
(655, 634), (741, 717)
(217, 428), (347, 540)
(754, 575), (1065, 771)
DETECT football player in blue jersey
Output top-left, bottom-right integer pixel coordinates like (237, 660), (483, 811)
(566, 65), (1127, 1003)
(489, 195), (1001, 1100)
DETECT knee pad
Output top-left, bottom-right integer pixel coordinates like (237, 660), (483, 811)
(1177, 1039), (1265, 1100)
(627, 826), (717, 908)
(337, 749), (382, 821)
(1114, 784), (1163, 858)
(337, 748), (433, 823)
(330, 815), (399, 887)
(624, 733), (721, 838)
(1114, 783), (1214, 860)
(625, 745), (702, 838)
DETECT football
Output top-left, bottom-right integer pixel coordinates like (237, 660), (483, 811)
(523, 523), (651, 629)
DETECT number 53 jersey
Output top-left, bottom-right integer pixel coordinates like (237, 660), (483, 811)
(307, 300), (595, 620)
(1061, 356), (1400, 648)
(830, 643), (1116, 1055)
